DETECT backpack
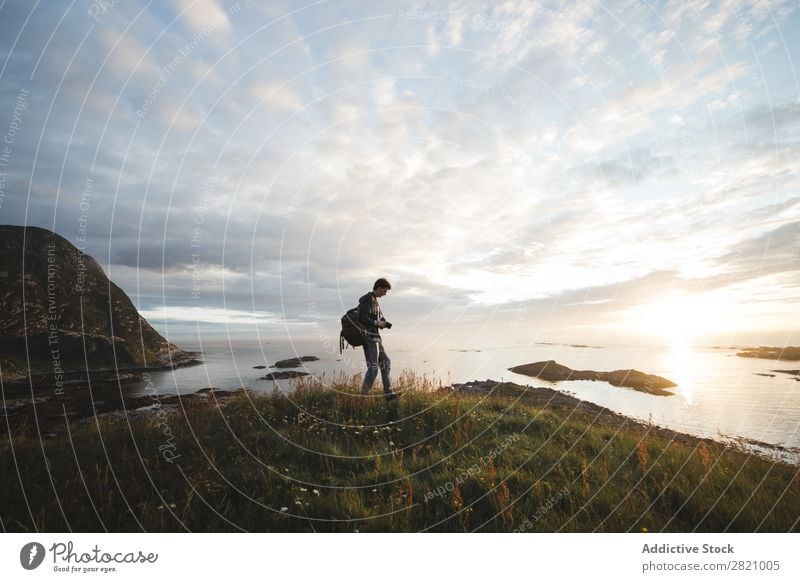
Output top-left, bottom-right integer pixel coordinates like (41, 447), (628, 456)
(340, 306), (367, 353)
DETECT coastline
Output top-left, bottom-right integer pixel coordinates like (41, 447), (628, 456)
(2, 373), (798, 532)
(448, 380), (800, 466)
(1, 351), (203, 435)
(3, 372), (797, 467)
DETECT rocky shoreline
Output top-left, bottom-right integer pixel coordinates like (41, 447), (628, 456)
(449, 379), (679, 435)
(4, 372), (798, 465)
(1, 383), (244, 438)
(2, 349), (202, 390)
(0, 350), (331, 434)
(1, 352), (204, 435)
(0, 374), (686, 441)
(447, 379), (799, 464)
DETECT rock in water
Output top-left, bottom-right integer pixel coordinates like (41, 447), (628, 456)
(262, 370), (310, 380)
(0, 225), (196, 379)
(271, 356), (320, 368)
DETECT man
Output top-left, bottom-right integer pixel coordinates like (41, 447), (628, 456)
(358, 278), (397, 401)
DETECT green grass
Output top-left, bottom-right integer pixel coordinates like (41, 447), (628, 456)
(1, 371), (798, 532)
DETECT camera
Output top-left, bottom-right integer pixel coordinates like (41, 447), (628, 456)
(381, 318), (392, 329)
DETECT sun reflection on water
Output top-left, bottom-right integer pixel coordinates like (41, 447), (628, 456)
(669, 336), (695, 405)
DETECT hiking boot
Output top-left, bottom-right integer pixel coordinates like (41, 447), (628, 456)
(385, 392), (399, 402)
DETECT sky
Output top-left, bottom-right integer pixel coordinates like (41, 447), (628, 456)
(0, 0), (798, 347)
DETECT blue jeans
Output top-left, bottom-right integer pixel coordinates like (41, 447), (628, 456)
(362, 339), (391, 394)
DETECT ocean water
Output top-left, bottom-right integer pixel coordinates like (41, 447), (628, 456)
(124, 336), (800, 461)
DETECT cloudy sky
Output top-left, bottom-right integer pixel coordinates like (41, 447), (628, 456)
(1, 0), (798, 345)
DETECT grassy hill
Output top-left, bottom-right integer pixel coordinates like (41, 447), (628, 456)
(2, 372), (798, 532)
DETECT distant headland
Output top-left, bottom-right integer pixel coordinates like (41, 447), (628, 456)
(0, 225), (200, 385)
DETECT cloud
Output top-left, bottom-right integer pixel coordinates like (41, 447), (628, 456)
(247, 82), (303, 111)
(1, 0), (798, 340)
(579, 148), (675, 188)
(740, 99), (800, 141)
(171, 0), (232, 36)
(711, 221), (800, 283)
(139, 305), (280, 325)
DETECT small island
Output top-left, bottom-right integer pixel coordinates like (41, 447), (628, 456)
(271, 356), (320, 368)
(262, 370), (310, 380)
(736, 346), (800, 361)
(536, 341), (604, 349)
(508, 360), (677, 396)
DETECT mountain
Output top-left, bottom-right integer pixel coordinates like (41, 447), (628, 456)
(0, 225), (195, 381)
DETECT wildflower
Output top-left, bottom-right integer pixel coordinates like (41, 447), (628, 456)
(313, 489), (320, 496)
(389, 441), (395, 446)
(280, 507), (288, 512)
(372, 488), (377, 492)
(300, 487), (308, 492)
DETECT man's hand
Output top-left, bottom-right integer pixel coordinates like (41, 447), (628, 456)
(378, 320), (389, 329)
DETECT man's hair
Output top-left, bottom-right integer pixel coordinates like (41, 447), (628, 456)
(373, 278), (392, 291)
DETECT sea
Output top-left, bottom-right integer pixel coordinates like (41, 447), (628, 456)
(121, 334), (800, 463)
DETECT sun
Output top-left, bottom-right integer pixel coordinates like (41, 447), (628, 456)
(624, 292), (727, 341)
(623, 292), (722, 404)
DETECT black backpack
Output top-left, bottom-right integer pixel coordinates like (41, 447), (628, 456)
(340, 307), (367, 353)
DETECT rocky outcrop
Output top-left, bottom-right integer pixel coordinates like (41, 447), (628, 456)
(1, 384), (248, 437)
(508, 360), (677, 396)
(0, 225), (199, 380)
(271, 356), (319, 368)
(262, 370), (310, 380)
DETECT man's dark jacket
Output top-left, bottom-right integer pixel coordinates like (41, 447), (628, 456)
(358, 292), (384, 342)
